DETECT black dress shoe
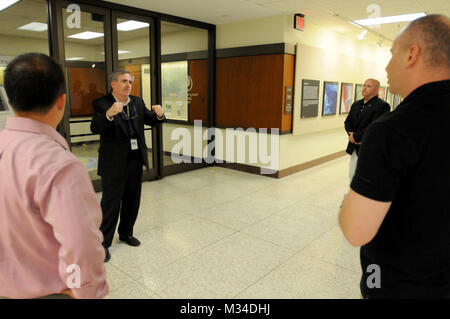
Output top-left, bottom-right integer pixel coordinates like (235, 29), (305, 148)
(104, 247), (111, 263)
(119, 235), (141, 247)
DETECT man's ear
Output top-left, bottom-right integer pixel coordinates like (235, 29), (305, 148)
(56, 93), (66, 111)
(406, 44), (420, 68)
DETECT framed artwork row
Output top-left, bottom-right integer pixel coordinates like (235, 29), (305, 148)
(300, 80), (393, 118)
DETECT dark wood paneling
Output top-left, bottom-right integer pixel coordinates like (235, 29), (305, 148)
(216, 54), (288, 130)
(281, 54), (295, 132)
(248, 54), (283, 129)
(188, 59), (208, 124)
(216, 56), (250, 127)
(216, 43), (296, 58)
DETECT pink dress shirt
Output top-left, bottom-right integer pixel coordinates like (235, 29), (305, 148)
(0, 117), (109, 299)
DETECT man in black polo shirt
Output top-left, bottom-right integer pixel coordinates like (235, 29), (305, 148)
(339, 14), (450, 298)
(344, 79), (390, 181)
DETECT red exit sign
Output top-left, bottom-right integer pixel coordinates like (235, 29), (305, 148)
(294, 13), (305, 31)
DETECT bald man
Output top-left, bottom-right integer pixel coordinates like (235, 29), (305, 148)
(339, 15), (450, 299)
(344, 79), (390, 181)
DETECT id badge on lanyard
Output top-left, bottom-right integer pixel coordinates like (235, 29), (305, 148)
(130, 138), (138, 150)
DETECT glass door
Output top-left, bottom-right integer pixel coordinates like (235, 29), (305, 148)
(53, 1), (158, 190)
(160, 21), (210, 176)
(54, 1), (111, 191)
(111, 11), (158, 181)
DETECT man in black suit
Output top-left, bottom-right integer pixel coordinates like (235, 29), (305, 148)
(91, 69), (165, 262)
(344, 79), (390, 181)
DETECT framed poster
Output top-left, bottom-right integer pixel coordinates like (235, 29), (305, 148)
(339, 82), (353, 114)
(355, 83), (364, 101)
(301, 79), (320, 118)
(161, 61), (189, 121)
(322, 81), (338, 116)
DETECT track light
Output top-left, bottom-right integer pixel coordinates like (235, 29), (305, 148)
(357, 29), (368, 40)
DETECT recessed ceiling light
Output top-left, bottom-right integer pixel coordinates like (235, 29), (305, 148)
(18, 22), (48, 32)
(0, 0), (21, 12)
(117, 20), (149, 31)
(100, 50), (131, 55)
(66, 57), (84, 61)
(68, 31), (104, 40)
(354, 12), (426, 26)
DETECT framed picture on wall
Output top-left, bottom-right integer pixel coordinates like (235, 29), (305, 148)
(301, 79), (320, 118)
(355, 83), (364, 101)
(322, 81), (339, 116)
(339, 82), (353, 114)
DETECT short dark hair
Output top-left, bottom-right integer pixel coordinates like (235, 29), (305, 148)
(401, 14), (450, 68)
(4, 53), (66, 113)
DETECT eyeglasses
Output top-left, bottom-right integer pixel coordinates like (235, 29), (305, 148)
(120, 102), (137, 120)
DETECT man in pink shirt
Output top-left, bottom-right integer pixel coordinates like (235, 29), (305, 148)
(0, 53), (109, 299)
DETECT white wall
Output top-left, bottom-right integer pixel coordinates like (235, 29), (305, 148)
(214, 14), (393, 172)
(162, 29), (208, 54)
(280, 15), (392, 170)
(216, 15), (285, 49)
(0, 35), (49, 56)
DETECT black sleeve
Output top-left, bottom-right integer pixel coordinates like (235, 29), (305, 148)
(90, 98), (113, 135)
(344, 102), (357, 133)
(144, 105), (158, 126)
(143, 102), (166, 127)
(350, 122), (415, 202)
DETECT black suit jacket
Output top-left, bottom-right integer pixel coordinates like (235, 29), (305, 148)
(344, 96), (390, 155)
(90, 93), (165, 179)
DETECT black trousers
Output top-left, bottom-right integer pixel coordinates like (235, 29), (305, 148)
(100, 153), (143, 248)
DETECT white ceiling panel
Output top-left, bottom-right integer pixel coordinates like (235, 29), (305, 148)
(0, 0), (448, 47)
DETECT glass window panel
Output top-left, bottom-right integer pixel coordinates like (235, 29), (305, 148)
(161, 21), (209, 170)
(0, 0), (49, 132)
(117, 17), (153, 168)
(0, 0), (49, 88)
(62, 7), (107, 181)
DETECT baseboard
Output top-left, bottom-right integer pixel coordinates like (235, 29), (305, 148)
(164, 150), (347, 179)
(216, 150), (346, 178)
(215, 162), (279, 178)
(277, 150), (347, 178)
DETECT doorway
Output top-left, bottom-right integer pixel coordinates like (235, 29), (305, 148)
(51, 0), (159, 191)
